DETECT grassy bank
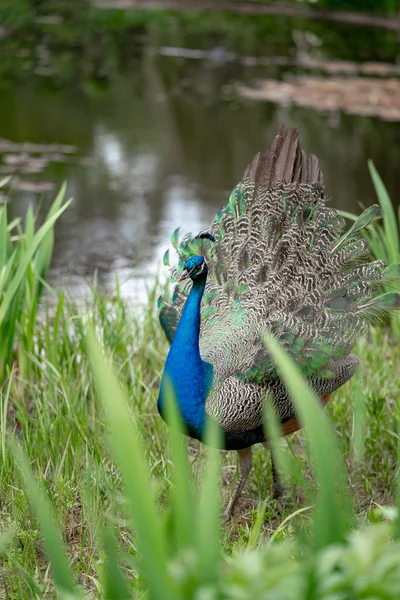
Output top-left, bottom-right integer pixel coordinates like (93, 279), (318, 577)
(0, 248), (400, 596)
(0, 169), (400, 597)
(1, 278), (400, 597)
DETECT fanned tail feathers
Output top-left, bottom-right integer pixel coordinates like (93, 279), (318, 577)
(158, 126), (400, 376)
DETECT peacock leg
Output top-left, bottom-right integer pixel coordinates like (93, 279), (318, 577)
(223, 447), (253, 521)
(263, 442), (283, 512)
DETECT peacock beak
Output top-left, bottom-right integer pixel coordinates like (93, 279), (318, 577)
(178, 268), (190, 282)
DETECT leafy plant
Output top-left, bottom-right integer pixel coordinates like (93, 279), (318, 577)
(365, 161), (400, 266)
(342, 161), (400, 335)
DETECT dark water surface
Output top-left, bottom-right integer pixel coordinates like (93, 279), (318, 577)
(1, 34), (400, 301)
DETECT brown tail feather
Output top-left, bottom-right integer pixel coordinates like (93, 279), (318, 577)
(243, 125), (324, 188)
(261, 393), (333, 440)
(281, 393), (332, 437)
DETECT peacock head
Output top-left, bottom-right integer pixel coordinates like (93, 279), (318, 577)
(179, 255), (208, 282)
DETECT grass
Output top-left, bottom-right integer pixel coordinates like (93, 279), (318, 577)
(342, 160), (400, 336)
(0, 178), (71, 383)
(0, 179), (400, 597)
(0, 277), (399, 598)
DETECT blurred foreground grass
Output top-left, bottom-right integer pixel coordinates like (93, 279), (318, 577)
(0, 267), (399, 597)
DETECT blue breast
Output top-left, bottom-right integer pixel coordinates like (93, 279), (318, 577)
(158, 274), (215, 438)
(158, 355), (213, 438)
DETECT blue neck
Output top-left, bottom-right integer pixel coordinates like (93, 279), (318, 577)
(158, 276), (213, 436)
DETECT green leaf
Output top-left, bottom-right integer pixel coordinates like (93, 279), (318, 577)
(350, 373), (366, 463)
(34, 183), (67, 288)
(84, 324), (176, 600)
(263, 334), (353, 550)
(0, 197), (72, 326)
(196, 419), (222, 587)
(0, 206), (12, 271)
(100, 527), (132, 600)
(264, 400), (311, 506)
(369, 160), (399, 263)
(162, 379), (196, 552)
(0, 176), (11, 188)
(332, 205), (382, 253)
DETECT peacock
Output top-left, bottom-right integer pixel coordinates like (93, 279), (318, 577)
(157, 126), (400, 520)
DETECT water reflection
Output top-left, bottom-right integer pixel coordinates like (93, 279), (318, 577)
(1, 47), (400, 301)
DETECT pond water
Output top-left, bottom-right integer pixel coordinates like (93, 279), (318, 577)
(1, 20), (400, 302)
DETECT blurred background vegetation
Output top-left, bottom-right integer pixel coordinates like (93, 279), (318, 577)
(1, 0), (400, 86)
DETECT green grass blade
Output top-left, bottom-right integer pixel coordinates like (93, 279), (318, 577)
(11, 441), (80, 598)
(246, 500), (268, 550)
(0, 206), (12, 271)
(0, 198), (72, 326)
(339, 210), (358, 222)
(0, 528), (14, 554)
(396, 436), (400, 539)
(100, 527), (132, 600)
(350, 373), (366, 463)
(269, 506), (313, 544)
(34, 183), (67, 292)
(0, 176), (11, 188)
(264, 401), (312, 505)
(3, 285), (23, 376)
(368, 160), (399, 262)
(373, 226), (391, 264)
(196, 419), (222, 587)
(162, 379), (196, 552)
(263, 334), (353, 550)
(24, 205), (35, 247)
(84, 324), (176, 600)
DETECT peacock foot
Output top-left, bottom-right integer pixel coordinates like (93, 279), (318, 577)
(222, 447), (253, 521)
